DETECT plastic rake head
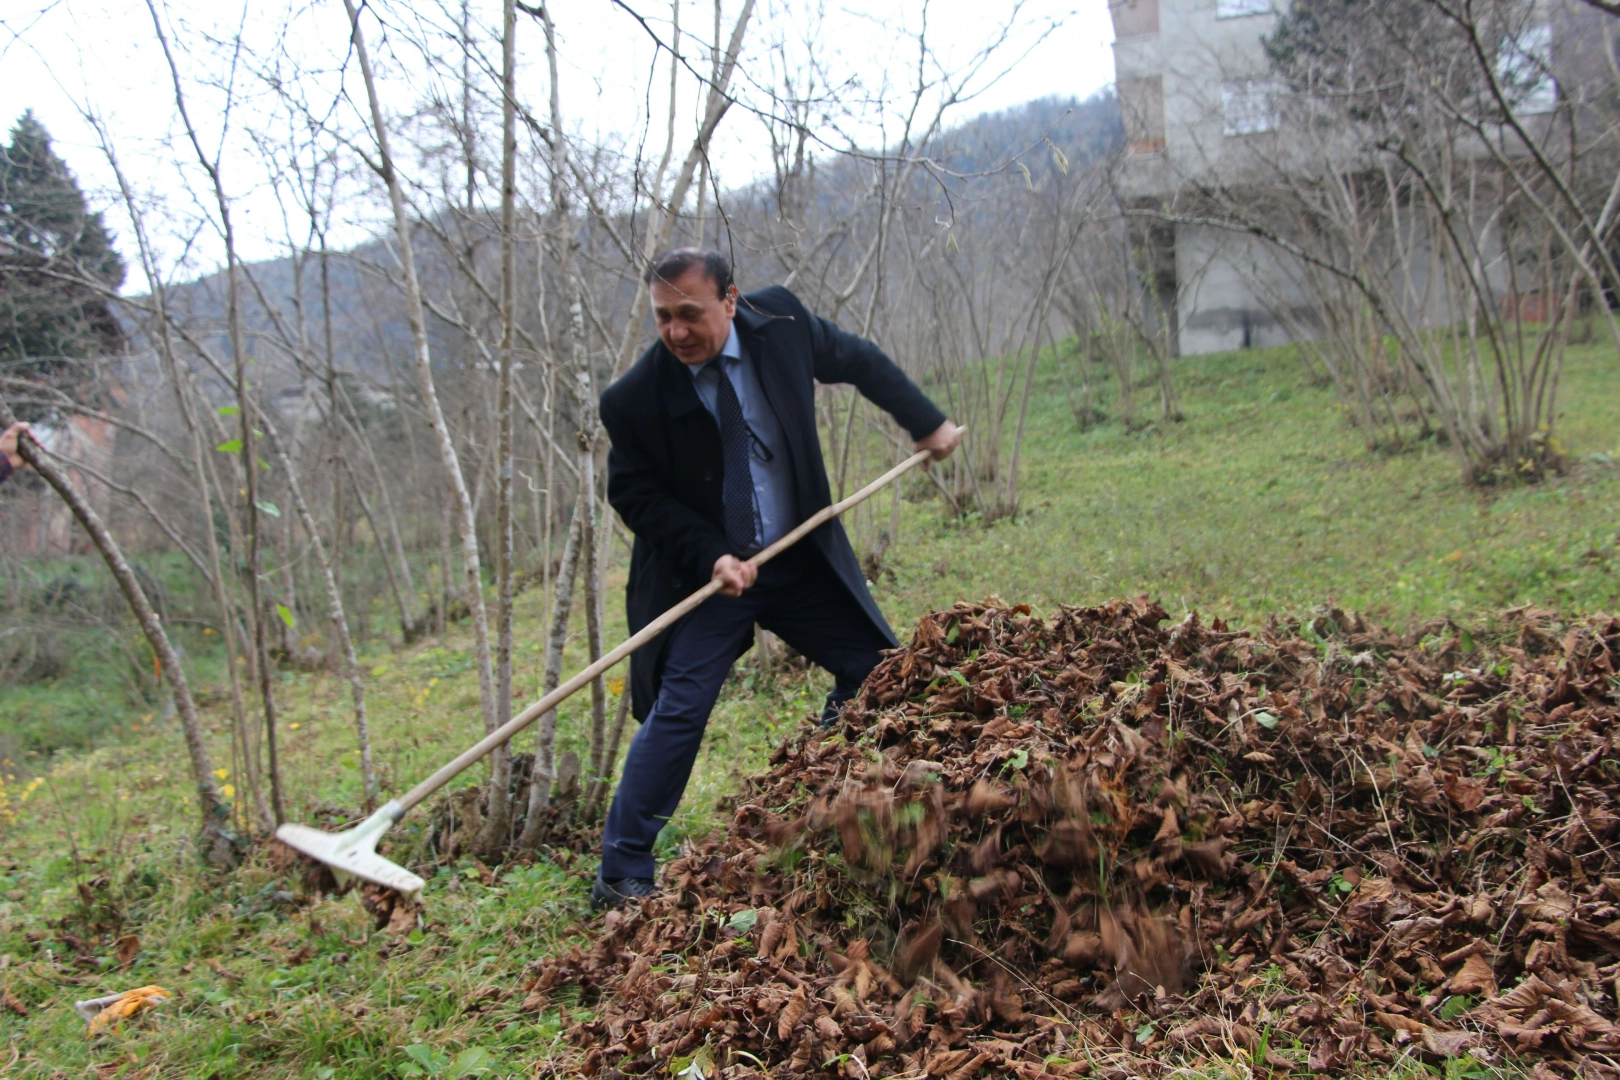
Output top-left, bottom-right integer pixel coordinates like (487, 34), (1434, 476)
(274, 801), (426, 899)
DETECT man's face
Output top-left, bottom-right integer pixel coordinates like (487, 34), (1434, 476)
(650, 266), (737, 365)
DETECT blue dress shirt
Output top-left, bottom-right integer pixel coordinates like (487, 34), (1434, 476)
(687, 324), (795, 549)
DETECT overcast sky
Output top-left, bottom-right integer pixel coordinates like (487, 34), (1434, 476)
(0, 0), (1116, 282)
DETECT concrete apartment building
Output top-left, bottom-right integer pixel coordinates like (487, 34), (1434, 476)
(1110, 0), (1605, 356)
(1111, 0), (1297, 355)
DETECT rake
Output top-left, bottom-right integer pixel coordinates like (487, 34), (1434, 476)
(275, 445), (946, 899)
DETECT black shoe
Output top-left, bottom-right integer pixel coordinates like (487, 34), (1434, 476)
(590, 873), (658, 911)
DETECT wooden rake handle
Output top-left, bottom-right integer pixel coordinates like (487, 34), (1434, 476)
(394, 444), (945, 813)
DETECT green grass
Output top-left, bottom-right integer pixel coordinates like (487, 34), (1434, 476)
(0, 552), (233, 769)
(2, 336), (1617, 1076)
(867, 336), (1620, 632)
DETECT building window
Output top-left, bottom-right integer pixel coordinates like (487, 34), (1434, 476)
(1222, 79), (1277, 135)
(1111, 0), (1159, 38)
(1217, 0), (1272, 17)
(1121, 76), (1166, 154)
(1498, 22), (1557, 114)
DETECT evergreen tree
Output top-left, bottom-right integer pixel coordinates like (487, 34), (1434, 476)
(0, 110), (126, 406)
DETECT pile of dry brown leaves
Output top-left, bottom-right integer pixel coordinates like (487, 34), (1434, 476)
(532, 597), (1620, 1078)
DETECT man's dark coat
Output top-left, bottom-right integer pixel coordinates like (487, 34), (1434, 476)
(601, 285), (947, 720)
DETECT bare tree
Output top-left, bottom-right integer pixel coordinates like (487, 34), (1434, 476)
(518, 0), (590, 847)
(147, 0), (289, 820)
(341, 0), (501, 811)
(0, 396), (234, 861)
(608, 0), (758, 380)
(85, 112), (274, 831)
(478, 0), (521, 854)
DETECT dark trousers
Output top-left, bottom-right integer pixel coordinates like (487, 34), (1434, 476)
(600, 548), (888, 880)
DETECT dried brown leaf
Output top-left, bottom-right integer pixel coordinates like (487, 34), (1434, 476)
(1421, 1030), (1478, 1057)
(115, 933), (139, 968)
(777, 986), (808, 1041)
(966, 779), (1015, 818)
(1064, 931), (1102, 968)
(1375, 1011), (1429, 1036)
(1444, 774), (1487, 812)
(926, 1049), (976, 1077)
(1035, 817), (1097, 868)
(1447, 953), (1498, 997)
(944, 1052), (993, 1080)
(896, 920), (943, 984)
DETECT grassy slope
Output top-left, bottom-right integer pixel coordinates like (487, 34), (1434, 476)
(2, 340), (1618, 1078)
(0, 553), (227, 768)
(877, 340), (1620, 631)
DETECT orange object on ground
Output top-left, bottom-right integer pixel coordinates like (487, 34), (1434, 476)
(74, 985), (171, 1036)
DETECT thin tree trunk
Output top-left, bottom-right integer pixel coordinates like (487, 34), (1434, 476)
(1005, 315), (1053, 513)
(517, 0), (584, 853)
(516, 490), (585, 851)
(246, 428), (285, 825)
(438, 496), (453, 636)
(344, 0), (500, 801)
(477, 0), (521, 855)
(277, 493), (299, 658)
(0, 396), (233, 857)
(1152, 331), (1181, 423)
(188, 382), (268, 831)
(260, 433), (377, 807)
(585, 688), (633, 820)
(200, 403), (272, 827)
(539, 365), (556, 631)
(836, 390), (861, 500)
(347, 462), (413, 645)
(342, 402), (420, 637)
(581, 445), (606, 791)
(147, 0), (285, 822)
(330, 444), (345, 660)
(93, 127), (270, 833)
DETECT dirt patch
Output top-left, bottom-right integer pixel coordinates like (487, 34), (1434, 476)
(533, 597), (1620, 1077)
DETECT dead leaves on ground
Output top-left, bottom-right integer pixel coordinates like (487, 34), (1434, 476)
(534, 597), (1620, 1077)
(359, 882), (422, 936)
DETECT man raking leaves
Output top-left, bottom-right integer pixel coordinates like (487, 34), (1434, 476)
(274, 248), (959, 911)
(593, 248), (960, 909)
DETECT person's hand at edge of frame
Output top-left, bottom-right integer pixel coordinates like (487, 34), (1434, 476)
(1, 422), (32, 471)
(915, 420), (963, 466)
(711, 554), (757, 597)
